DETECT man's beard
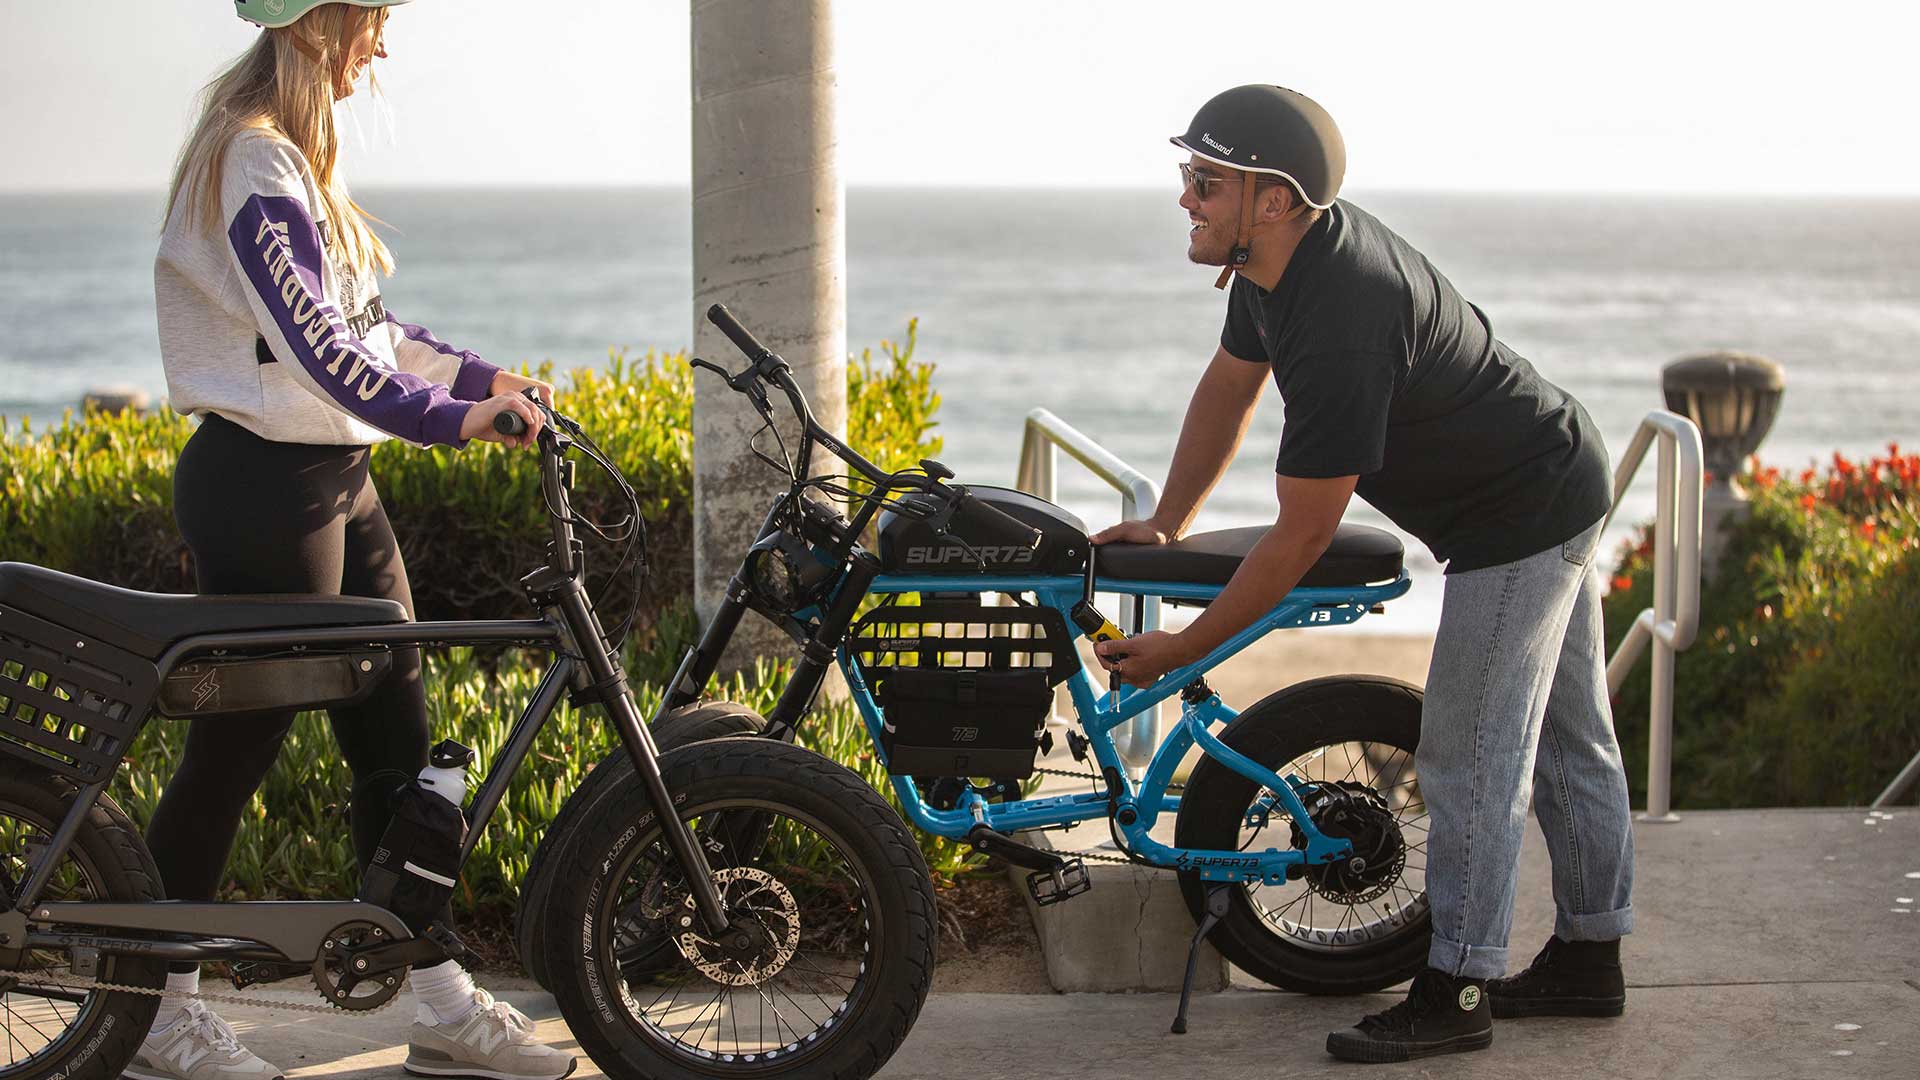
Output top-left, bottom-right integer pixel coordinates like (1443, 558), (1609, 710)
(1186, 214), (1238, 267)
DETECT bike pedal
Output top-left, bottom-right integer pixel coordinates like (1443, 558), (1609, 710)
(1026, 858), (1091, 907)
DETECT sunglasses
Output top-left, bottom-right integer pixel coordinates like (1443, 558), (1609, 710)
(1179, 162), (1283, 200)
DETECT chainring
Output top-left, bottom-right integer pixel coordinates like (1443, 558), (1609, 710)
(311, 920), (405, 1011)
(1290, 780), (1407, 905)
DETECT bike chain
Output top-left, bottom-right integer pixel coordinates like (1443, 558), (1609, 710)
(0, 968), (402, 1016)
(1025, 765), (1182, 866)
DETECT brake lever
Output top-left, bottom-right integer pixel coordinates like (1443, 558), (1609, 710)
(691, 355), (733, 380)
(690, 356), (776, 418)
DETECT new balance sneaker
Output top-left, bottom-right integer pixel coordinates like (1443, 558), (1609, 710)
(124, 999), (283, 1080)
(1325, 968), (1494, 1063)
(404, 988), (577, 1080)
(1487, 935), (1627, 1018)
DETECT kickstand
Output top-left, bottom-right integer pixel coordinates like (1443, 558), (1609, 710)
(1171, 884), (1232, 1035)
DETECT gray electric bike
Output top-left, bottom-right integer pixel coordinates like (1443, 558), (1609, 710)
(0, 394), (936, 1080)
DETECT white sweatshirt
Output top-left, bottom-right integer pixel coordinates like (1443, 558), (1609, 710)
(155, 130), (497, 446)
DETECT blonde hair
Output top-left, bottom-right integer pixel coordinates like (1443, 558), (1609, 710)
(164, 4), (393, 276)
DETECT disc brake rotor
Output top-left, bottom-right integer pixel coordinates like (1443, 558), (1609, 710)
(671, 867), (801, 986)
(1292, 780), (1407, 905)
(312, 920), (404, 1011)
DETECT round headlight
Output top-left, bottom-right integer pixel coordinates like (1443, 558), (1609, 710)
(746, 542), (801, 613)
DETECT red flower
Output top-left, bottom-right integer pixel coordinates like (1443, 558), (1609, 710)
(1861, 520), (1878, 540)
(1800, 468), (1818, 486)
(1611, 575), (1633, 592)
(1800, 493), (1817, 511)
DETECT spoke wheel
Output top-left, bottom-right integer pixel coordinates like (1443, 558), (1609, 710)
(1175, 675), (1431, 994)
(544, 739), (934, 1080)
(607, 801), (877, 1067)
(0, 761), (163, 1079)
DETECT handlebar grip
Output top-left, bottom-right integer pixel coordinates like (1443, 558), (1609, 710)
(952, 490), (1043, 552)
(493, 409), (528, 437)
(706, 303), (773, 360)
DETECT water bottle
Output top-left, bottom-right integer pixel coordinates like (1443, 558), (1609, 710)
(359, 739), (475, 935)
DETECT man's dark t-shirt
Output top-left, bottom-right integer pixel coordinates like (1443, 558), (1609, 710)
(1220, 200), (1610, 573)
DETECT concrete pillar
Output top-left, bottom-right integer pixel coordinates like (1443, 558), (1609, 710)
(690, 0), (846, 668)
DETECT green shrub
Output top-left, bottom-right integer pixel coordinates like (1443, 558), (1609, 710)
(1603, 446), (1920, 807)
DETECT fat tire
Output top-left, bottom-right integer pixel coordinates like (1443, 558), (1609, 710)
(541, 739), (935, 1080)
(1174, 674), (1430, 995)
(0, 759), (166, 1080)
(516, 701), (766, 988)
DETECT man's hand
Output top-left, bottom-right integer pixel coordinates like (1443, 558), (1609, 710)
(1093, 630), (1195, 689)
(1090, 519), (1173, 546)
(489, 369), (554, 405)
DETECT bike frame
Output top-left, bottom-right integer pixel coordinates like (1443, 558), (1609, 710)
(841, 571), (1413, 884)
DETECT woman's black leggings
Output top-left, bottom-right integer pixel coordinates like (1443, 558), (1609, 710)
(147, 414), (430, 942)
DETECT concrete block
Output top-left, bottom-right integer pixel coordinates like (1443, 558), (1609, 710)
(1011, 833), (1230, 994)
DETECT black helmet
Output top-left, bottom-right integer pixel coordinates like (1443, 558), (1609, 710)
(1170, 85), (1345, 211)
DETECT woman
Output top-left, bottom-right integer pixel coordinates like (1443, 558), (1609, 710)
(148, 3), (572, 1078)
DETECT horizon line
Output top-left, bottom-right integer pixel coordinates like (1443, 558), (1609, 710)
(6, 181), (1920, 201)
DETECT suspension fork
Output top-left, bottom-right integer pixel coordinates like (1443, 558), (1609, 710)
(554, 579), (731, 934)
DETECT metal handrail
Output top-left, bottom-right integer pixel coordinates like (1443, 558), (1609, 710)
(1013, 408), (1163, 770)
(1601, 410), (1704, 823)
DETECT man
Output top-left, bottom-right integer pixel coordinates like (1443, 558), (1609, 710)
(1091, 84), (1635, 1063)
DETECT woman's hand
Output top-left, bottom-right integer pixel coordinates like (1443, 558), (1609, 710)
(1093, 630), (1195, 689)
(489, 369), (555, 405)
(1090, 518), (1173, 546)
(460, 393), (544, 449)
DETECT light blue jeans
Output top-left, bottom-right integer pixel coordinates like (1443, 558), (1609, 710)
(1419, 520), (1635, 979)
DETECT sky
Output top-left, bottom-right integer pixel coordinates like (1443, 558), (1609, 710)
(2, 0), (1918, 195)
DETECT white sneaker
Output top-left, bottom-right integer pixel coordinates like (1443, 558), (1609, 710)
(404, 989), (576, 1080)
(123, 999), (283, 1080)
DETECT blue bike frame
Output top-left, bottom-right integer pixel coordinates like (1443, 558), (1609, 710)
(835, 571), (1413, 883)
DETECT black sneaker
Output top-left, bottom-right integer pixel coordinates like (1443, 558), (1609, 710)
(1325, 968), (1493, 1064)
(1487, 936), (1626, 1018)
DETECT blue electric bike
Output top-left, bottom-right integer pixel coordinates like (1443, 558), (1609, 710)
(518, 306), (1430, 1032)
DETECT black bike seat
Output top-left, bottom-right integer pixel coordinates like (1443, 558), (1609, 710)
(0, 562), (408, 661)
(1097, 523), (1404, 589)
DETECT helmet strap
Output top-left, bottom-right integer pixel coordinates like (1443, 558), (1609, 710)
(1213, 182), (1316, 290)
(288, 31), (325, 64)
(1212, 173), (1260, 290)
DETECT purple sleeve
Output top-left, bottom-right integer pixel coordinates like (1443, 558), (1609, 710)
(226, 194), (473, 446)
(385, 313), (502, 402)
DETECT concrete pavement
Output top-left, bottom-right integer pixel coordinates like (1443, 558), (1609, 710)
(209, 807), (1918, 1079)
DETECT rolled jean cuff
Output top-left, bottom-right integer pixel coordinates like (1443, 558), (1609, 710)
(1555, 904), (1634, 942)
(1429, 935), (1508, 980)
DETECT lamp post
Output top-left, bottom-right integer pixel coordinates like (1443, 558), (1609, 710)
(1660, 352), (1785, 579)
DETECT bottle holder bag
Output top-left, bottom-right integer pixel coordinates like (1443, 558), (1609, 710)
(359, 779), (468, 935)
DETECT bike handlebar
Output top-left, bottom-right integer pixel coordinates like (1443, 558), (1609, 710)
(697, 306), (1039, 553)
(707, 303), (773, 363)
(493, 409), (528, 437)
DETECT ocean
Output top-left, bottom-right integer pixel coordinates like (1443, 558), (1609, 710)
(3, 187), (1918, 632)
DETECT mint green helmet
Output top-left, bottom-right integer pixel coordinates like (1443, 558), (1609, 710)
(235, 0), (411, 30)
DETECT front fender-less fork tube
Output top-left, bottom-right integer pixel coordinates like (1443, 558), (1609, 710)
(662, 579), (751, 713)
(555, 581), (730, 935)
(766, 552), (881, 735)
